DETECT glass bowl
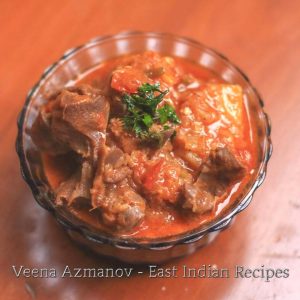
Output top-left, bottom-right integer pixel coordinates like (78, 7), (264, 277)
(16, 31), (272, 264)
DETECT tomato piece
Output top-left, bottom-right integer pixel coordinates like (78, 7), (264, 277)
(142, 158), (192, 203)
(143, 160), (164, 191)
(111, 52), (182, 94)
(111, 66), (149, 93)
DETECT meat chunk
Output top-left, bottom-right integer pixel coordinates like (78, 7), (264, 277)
(90, 145), (144, 230)
(50, 85), (110, 160)
(200, 147), (246, 196)
(30, 107), (69, 155)
(55, 160), (93, 206)
(92, 185), (146, 230)
(183, 182), (215, 214)
(31, 85), (110, 208)
(31, 85), (110, 160)
(103, 147), (132, 183)
(182, 147), (245, 214)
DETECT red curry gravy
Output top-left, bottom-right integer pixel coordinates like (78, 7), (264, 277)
(38, 52), (258, 239)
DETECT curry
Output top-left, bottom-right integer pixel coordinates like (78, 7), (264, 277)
(30, 51), (258, 238)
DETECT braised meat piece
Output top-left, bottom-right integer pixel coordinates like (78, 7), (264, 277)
(55, 160), (93, 206)
(103, 147), (132, 183)
(90, 146), (144, 230)
(183, 147), (245, 214)
(50, 85), (110, 160)
(31, 85), (110, 207)
(200, 147), (246, 196)
(31, 85), (110, 160)
(183, 181), (215, 214)
(30, 105), (70, 156)
(92, 183), (146, 230)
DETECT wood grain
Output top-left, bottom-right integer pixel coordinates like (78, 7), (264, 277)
(0, 0), (299, 299)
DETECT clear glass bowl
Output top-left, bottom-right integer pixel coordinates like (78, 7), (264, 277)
(16, 31), (272, 264)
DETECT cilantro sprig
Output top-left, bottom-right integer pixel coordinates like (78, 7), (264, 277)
(121, 83), (180, 145)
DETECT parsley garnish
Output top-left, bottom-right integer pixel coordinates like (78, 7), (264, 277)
(157, 103), (181, 124)
(121, 83), (180, 145)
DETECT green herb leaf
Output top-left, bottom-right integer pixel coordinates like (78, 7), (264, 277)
(120, 83), (181, 146)
(158, 104), (181, 125)
(142, 114), (153, 128)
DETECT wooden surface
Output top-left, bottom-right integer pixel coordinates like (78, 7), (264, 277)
(0, 0), (299, 299)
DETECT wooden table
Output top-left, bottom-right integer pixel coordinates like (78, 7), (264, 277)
(0, 0), (299, 299)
